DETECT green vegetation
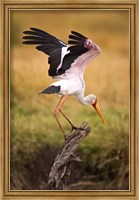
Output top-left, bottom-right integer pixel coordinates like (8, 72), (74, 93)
(10, 10), (129, 190)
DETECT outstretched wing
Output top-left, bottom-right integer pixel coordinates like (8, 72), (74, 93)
(58, 31), (89, 74)
(22, 28), (67, 76)
(68, 31), (88, 54)
(23, 29), (101, 79)
(58, 31), (101, 78)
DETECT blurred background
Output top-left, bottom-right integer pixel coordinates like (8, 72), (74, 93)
(10, 10), (129, 190)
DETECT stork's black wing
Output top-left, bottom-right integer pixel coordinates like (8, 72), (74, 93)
(58, 31), (89, 73)
(23, 29), (92, 77)
(22, 28), (67, 76)
(68, 31), (88, 54)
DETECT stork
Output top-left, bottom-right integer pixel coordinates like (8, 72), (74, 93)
(23, 28), (105, 134)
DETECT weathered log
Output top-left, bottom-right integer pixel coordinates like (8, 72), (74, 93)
(47, 122), (91, 190)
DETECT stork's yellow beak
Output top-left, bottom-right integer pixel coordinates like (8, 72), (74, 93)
(92, 102), (105, 125)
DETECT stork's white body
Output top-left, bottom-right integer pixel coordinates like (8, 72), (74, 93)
(52, 45), (101, 103)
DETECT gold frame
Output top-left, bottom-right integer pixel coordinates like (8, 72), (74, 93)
(0, 0), (138, 199)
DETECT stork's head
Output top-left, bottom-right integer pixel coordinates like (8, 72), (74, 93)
(85, 94), (105, 124)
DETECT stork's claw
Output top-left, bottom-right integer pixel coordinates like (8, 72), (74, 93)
(72, 125), (78, 130)
(64, 124), (87, 140)
(70, 124), (85, 133)
(70, 125), (78, 133)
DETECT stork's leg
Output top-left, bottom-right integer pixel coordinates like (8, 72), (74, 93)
(57, 96), (78, 131)
(53, 96), (65, 135)
(53, 96), (77, 134)
(59, 109), (78, 133)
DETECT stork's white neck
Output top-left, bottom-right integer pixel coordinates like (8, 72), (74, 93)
(76, 93), (96, 105)
(76, 93), (87, 105)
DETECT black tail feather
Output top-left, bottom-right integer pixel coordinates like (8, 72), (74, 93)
(39, 85), (60, 94)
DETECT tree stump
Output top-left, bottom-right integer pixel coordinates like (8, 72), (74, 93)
(47, 122), (91, 190)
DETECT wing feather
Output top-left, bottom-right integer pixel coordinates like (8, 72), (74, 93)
(23, 29), (97, 79)
(23, 27), (67, 77)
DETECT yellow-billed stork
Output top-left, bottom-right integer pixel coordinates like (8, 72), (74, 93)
(23, 28), (105, 134)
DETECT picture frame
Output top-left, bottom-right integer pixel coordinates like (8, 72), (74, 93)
(0, 0), (138, 199)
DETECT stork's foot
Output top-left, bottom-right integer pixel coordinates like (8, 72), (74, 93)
(70, 124), (78, 133)
(63, 125), (78, 140)
(64, 124), (88, 140)
(70, 125), (85, 134)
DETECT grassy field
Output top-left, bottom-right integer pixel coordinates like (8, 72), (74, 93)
(10, 10), (129, 190)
